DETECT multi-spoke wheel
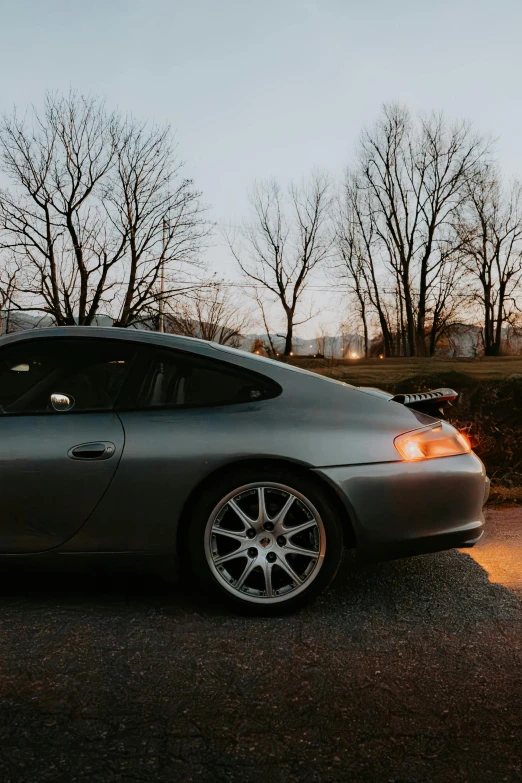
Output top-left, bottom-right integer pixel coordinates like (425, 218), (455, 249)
(188, 470), (344, 613)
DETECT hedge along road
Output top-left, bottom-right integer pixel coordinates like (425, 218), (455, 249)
(0, 507), (520, 783)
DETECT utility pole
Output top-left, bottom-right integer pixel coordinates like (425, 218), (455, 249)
(159, 217), (167, 333)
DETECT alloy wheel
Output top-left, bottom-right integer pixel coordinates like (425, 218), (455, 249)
(204, 482), (326, 604)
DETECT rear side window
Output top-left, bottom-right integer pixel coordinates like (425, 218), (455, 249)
(124, 349), (281, 410)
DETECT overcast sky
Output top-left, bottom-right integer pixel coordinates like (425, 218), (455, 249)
(1, 0), (521, 334)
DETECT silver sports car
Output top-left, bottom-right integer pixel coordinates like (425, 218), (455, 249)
(0, 327), (489, 613)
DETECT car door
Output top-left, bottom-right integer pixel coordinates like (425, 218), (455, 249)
(75, 345), (282, 553)
(0, 336), (136, 553)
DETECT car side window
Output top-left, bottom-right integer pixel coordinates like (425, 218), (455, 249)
(0, 338), (136, 415)
(125, 349), (281, 410)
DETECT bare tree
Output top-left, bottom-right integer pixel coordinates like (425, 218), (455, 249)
(166, 282), (251, 347)
(0, 92), (208, 328)
(252, 291), (279, 357)
(333, 184), (374, 356)
(335, 171), (395, 355)
(107, 119), (209, 328)
(355, 104), (489, 355)
(426, 242), (466, 355)
(229, 172), (333, 355)
(0, 256), (20, 334)
(0, 92), (124, 325)
(458, 168), (522, 355)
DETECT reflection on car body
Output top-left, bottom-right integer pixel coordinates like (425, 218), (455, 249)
(0, 327), (488, 613)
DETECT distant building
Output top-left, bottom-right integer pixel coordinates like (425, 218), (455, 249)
(435, 324), (484, 358)
(502, 326), (522, 355)
(436, 324), (522, 357)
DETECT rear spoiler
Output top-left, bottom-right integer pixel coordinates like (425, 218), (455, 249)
(390, 388), (459, 418)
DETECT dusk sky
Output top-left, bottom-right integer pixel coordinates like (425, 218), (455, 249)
(1, 0), (521, 333)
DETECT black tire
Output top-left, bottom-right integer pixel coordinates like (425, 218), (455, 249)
(186, 466), (344, 615)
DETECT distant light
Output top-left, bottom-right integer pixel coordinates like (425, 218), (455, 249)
(255, 351), (260, 354)
(290, 352), (293, 356)
(309, 344), (313, 348)
(350, 352), (358, 359)
(379, 354), (384, 359)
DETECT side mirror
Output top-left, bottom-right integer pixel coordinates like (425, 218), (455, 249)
(50, 392), (75, 412)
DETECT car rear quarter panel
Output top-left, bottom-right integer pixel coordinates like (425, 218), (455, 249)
(63, 373), (428, 553)
(315, 452), (487, 553)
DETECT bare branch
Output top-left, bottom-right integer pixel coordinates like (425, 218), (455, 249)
(229, 171), (333, 355)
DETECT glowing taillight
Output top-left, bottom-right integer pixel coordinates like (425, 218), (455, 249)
(394, 422), (471, 462)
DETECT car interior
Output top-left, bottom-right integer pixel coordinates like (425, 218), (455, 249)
(0, 341), (274, 414)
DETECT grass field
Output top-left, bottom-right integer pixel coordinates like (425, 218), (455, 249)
(289, 355), (522, 387)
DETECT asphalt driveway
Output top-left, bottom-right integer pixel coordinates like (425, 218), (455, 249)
(0, 507), (521, 783)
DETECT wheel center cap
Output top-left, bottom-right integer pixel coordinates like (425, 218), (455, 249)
(258, 535), (273, 549)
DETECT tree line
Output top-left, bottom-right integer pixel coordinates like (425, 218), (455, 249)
(0, 92), (208, 331)
(1, 93), (522, 357)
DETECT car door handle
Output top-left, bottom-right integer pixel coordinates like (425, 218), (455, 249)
(68, 442), (116, 461)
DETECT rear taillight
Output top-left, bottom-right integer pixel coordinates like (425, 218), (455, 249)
(394, 422), (471, 461)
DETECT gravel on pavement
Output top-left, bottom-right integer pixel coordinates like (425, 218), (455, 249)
(0, 506), (521, 783)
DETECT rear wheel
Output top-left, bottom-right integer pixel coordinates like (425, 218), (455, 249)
(187, 468), (344, 614)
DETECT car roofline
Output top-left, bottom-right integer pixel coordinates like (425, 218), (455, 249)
(0, 326), (357, 390)
(0, 326), (212, 351)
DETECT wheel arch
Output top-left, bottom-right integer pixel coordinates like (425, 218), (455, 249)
(177, 457), (356, 552)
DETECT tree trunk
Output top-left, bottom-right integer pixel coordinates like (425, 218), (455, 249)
(493, 285), (506, 355)
(415, 287), (428, 356)
(482, 286), (495, 354)
(484, 343), (498, 356)
(376, 310), (393, 357)
(415, 319), (428, 356)
(402, 277), (417, 356)
(361, 301), (369, 358)
(284, 311), (294, 356)
(398, 284), (407, 357)
(429, 323), (438, 356)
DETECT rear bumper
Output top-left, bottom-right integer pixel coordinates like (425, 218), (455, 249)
(314, 452), (489, 561)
